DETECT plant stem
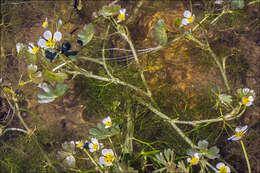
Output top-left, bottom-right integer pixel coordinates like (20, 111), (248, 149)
(83, 149), (103, 172)
(240, 140), (251, 173)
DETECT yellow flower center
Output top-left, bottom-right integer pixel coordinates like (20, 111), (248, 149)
(46, 38), (56, 48)
(105, 121), (112, 127)
(190, 157), (198, 165)
(104, 153), (114, 165)
(92, 143), (99, 151)
(76, 141), (84, 148)
(219, 166), (228, 173)
(234, 130), (244, 138)
(32, 46), (39, 54)
(42, 21), (48, 28)
(19, 81), (24, 87)
(242, 96), (250, 105)
(117, 13), (125, 22)
(188, 15), (194, 23)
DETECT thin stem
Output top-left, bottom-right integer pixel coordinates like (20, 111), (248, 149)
(4, 128), (28, 134)
(240, 140), (251, 173)
(83, 148), (103, 172)
(102, 25), (113, 78)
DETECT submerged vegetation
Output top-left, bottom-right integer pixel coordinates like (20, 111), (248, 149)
(0, 0), (259, 172)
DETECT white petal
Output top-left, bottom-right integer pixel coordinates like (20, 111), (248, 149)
(194, 153), (199, 158)
(120, 8), (126, 14)
(91, 138), (98, 144)
(235, 127), (241, 132)
(226, 166), (231, 172)
(243, 88), (249, 95)
(231, 136), (241, 141)
(240, 125), (248, 132)
(16, 43), (24, 53)
(58, 19), (62, 26)
(248, 96), (254, 102)
(183, 10), (192, 18)
(102, 149), (112, 155)
(28, 64), (37, 71)
(53, 31), (62, 41)
(99, 156), (105, 165)
(89, 143), (93, 149)
(28, 47), (33, 54)
(227, 135), (235, 140)
(38, 38), (47, 48)
(182, 18), (189, 26)
(43, 30), (52, 40)
(89, 148), (94, 152)
(29, 42), (34, 48)
(187, 158), (191, 162)
(216, 162), (225, 169)
(214, 0), (223, 5)
(38, 83), (50, 93)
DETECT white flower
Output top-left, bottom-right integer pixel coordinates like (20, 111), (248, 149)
(242, 88), (255, 96)
(228, 125), (248, 141)
(187, 153), (200, 165)
(42, 17), (48, 29)
(117, 8), (126, 23)
(37, 30), (62, 49)
(216, 162), (231, 173)
(16, 43), (25, 54)
(215, 0), (224, 5)
(182, 10), (195, 26)
(99, 149), (115, 167)
(88, 138), (101, 152)
(75, 140), (88, 149)
(28, 42), (39, 54)
(102, 116), (112, 128)
(38, 83), (50, 93)
(242, 95), (254, 106)
(28, 64), (38, 72)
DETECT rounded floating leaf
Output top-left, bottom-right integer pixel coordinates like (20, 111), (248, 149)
(153, 19), (168, 46)
(78, 23), (94, 46)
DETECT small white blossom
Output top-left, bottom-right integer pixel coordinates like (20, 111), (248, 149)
(228, 125), (248, 141)
(88, 138), (101, 152)
(187, 153), (200, 165)
(117, 8), (126, 23)
(99, 149), (115, 167)
(16, 43), (25, 54)
(28, 42), (39, 54)
(38, 30), (62, 49)
(182, 10), (195, 26)
(102, 116), (112, 128)
(42, 17), (48, 29)
(216, 162), (231, 173)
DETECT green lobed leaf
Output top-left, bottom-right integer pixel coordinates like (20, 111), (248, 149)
(89, 128), (104, 137)
(98, 4), (121, 17)
(206, 146), (220, 159)
(153, 19), (168, 46)
(38, 93), (56, 104)
(54, 83), (68, 97)
(78, 23), (94, 46)
(198, 140), (209, 151)
(43, 70), (68, 83)
(231, 0), (245, 9)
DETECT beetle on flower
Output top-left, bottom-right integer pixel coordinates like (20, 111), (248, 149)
(228, 125), (248, 141)
(216, 162), (231, 173)
(99, 149), (115, 167)
(37, 30), (62, 49)
(182, 10), (195, 26)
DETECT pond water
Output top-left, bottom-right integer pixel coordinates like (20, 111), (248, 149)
(0, 0), (259, 172)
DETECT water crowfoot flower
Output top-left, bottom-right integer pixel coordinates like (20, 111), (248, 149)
(187, 153), (200, 165)
(182, 10), (195, 26)
(102, 116), (112, 128)
(216, 162), (230, 173)
(16, 43), (25, 54)
(228, 125), (248, 141)
(38, 30), (62, 49)
(117, 8), (126, 23)
(88, 138), (101, 152)
(99, 149), (115, 167)
(28, 42), (39, 54)
(75, 140), (89, 149)
(241, 88), (255, 106)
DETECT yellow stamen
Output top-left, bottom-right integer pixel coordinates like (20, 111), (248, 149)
(242, 96), (250, 105)
(104, 153), (114, 165)
(117, 13), (125, 22)
(188, 15), (194, 23)
(32, 46), (39, 54)
(46, 38), (56, 48)
(42, 21), (48, 28)
(19, 81), (24, 87)
(219, 166), (228, 173)
(234, 130), (244, 138)
(92, 143), (98, 151)
(76, 141), (84, 148)
(190, 157), (198, 165)
(105, 121), (112, 127)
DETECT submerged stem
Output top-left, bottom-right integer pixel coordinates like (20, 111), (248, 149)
(240, 140), (251, 173)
